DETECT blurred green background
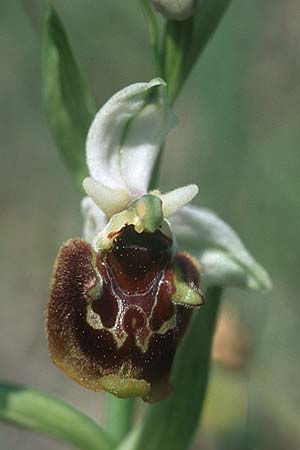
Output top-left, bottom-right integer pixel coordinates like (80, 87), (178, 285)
(1, 1), (299, 449)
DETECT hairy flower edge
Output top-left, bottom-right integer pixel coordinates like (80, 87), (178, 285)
(47, 225), (203, 403)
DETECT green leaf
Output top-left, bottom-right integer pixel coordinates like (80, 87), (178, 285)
(162, 18), (194, 102)
(161, 0), (232, 102)
(117, 287), (222, 450)
(42, 1), (97, 190)
(0, 382), (113, 450)
(190, 0), (232, 66)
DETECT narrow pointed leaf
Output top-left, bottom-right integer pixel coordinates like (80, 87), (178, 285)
(190, 0), (233, 65)
(170, 205), (272, 291)
(0, 382), (113, 450)
(162, 0), (232, 102)
(42, 2), (97, 189)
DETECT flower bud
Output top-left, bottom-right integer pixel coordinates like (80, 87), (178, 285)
(151, 0), (200, 21)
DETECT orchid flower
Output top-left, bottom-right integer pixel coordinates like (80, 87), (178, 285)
(47, 79), (271, 403)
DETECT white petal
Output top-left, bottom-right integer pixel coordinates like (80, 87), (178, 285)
(81, 196), (108, 243)
(86, 78), (176, 196)
(159, 184), (199, 217)
(83, 177), (129, 218)
(170, 205), (272, 291)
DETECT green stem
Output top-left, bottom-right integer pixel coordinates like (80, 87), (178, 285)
(117, 287), (223, 450)
(105, 396), (136, 445)
(112, 3), (231, 447)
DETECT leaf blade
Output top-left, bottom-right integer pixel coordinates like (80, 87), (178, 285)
(0, 382), (113, 450)
(42, 1), (97, 189)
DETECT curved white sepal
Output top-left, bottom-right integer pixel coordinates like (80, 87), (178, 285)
(170, 205), (272, 292)
(81, 196), (108, 243)
(159, 184), (199, 217)
(86, 78), (176, 197)
(83, 177), (130, 218)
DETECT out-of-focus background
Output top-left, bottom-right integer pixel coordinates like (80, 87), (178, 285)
(1, 1), (299, 449)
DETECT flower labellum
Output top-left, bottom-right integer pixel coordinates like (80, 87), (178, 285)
(47, 209), (203, 402)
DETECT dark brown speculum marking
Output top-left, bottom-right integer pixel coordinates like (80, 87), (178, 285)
(47, 225), (202, 402)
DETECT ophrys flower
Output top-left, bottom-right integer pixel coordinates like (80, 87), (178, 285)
(47, 79), (271, 403)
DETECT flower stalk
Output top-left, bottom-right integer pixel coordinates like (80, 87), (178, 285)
(116, 287), (222, 450)
(105, 397), (136, 445)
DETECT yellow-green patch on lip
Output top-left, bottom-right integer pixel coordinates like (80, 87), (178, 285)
(99, 375), (150, 399)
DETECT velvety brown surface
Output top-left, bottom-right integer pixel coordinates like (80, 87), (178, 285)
(47, 226), (201, 397)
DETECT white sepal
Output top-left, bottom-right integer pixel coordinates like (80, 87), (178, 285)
(86, 78), (176, 197)
(170, 205), (272, 291)
(81, 197), (108, 243)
